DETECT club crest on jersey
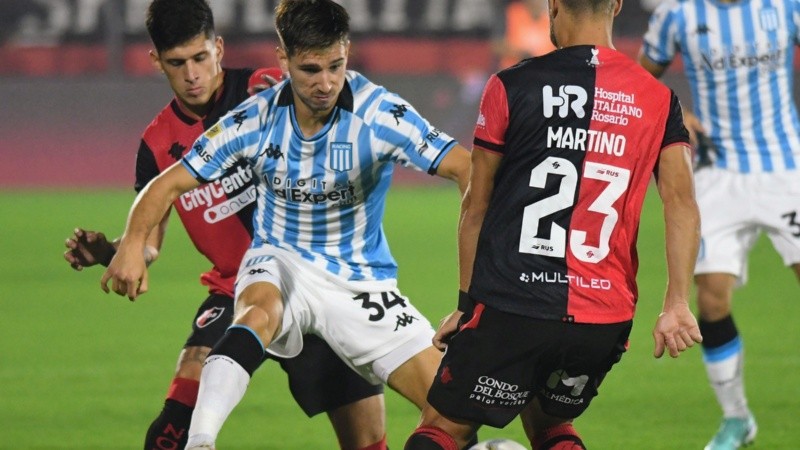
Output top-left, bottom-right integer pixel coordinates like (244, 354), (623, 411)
(760, 7), (779, 31)
(330, 142), (353, 172)
(196, 306), (225, 328)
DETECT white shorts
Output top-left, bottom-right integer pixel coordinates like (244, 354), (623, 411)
(235, 246), (436, 384)
(693, 168), (800, 285)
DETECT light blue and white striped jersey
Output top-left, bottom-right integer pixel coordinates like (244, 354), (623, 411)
(182, 70), (456, 281)
(642, 0), (800, 173)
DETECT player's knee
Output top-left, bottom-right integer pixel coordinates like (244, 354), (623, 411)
(233, 291), (283, 343)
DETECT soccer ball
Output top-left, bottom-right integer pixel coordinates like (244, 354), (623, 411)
(469, 439), (529, 450)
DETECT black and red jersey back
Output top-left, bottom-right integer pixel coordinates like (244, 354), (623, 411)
(471, 46), (688, 324)
(135, 68), (260, 297)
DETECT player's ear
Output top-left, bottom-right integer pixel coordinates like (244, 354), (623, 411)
(215, 35), (225, 61)
(148, 49), (163, 74)
(612, 0), (623, 16)
(276, 46), (289, 74)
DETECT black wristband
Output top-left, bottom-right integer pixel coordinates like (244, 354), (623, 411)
(99, 247), (117, 267)
(458, 290), (473, 312)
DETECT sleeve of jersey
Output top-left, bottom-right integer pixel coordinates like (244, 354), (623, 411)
(134, 139), (159, 193)
(473, 74), (508, 156)
(660, 91), (691, 150)
(373, 93), (457, 175)
(640, 2), (679, 66)
(181, 96), (263, 183)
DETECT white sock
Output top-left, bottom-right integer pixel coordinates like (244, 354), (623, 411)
(704, 344), (749, 418)
(186, 355), (251, 445)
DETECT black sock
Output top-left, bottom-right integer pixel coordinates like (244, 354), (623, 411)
(209, 326), (266, 376)
(143, 399), (193, 450)
(698, 314), (738, 350)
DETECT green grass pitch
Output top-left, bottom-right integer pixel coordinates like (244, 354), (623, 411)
(0, 186), (797, 449)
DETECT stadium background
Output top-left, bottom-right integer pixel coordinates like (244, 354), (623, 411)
(1, 1), (798, 449)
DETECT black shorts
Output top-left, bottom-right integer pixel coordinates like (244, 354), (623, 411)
(185, 293), (383, 417)
(427, 303), (631, 428)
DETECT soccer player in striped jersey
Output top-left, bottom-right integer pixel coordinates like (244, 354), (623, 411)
(405, 0), (703, 448)
(640, 1), (800, 448)
(100, 0), (471, 449)
(66, 1), (393, 449)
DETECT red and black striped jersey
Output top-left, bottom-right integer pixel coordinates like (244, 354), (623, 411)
(470, 46), (689, 324)
(134, 68), (263, 297)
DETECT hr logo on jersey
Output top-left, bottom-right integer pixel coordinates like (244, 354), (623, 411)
(543, 85), (587, 119)
(760, 7), (779, 31)
(330, 142), (353, 172)
(196, 307), (225, 328)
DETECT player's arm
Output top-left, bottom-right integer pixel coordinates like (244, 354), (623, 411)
(638, 53), (669, 79)
(101, 162), (200, 300)
(653, 143), (703, 358)
(433, 143), (471, 196)
(639, 53), (705, 145)
(433, 147), (502, 350)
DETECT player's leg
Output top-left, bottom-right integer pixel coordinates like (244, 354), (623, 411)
(276, 334), (387, 450)
(693, 169), (757, 449)
(186, 270), (287, 449)
(519, 400), (584, 450)
(144, 294), (232, 450)
(386, 345), (442, 409)
(327, 396), (387, 450)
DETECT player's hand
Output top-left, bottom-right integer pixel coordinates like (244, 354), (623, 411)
(64, 228), (115, 270)
(100, 240), (149, 301)
(247, 67), (284, 95)
(433, 310), (463, 351)
(653, 302), (702, 358)
(682, 110), (705, 149)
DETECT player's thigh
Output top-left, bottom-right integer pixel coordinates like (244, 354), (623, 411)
(694, 169), (759, 277)
(175, 293), (234, 379)
(313, 281), (436, 384)
(274, 333), (384, 417)
(385, 344), (441, 409)
(184, 293), (234, 348)
(757, 171), (800, 268)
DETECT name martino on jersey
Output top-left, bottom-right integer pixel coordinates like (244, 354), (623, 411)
(182, 70), (457, 282)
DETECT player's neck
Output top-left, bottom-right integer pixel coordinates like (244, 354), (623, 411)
(293, 102), (335, 139)
(554, 18), (614, 49)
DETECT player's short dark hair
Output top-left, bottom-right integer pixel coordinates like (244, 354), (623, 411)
(146, 0), (216, 53)
(275, 0), (350, 57)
